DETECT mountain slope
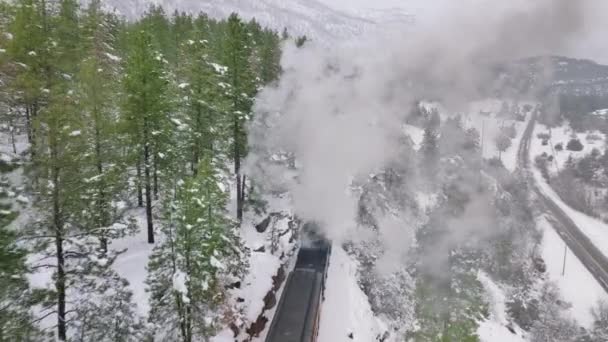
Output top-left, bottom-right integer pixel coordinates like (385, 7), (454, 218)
(94, 0), (399, 41)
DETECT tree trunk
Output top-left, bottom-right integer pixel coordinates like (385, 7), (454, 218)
(136, 156), (143, 207)
(30, 102), (38, 159)
(241, 174), (247, 205)
(94, 120), (108, 254)
(143, 120), (154, 244)
(8, 110), (16, 155)
(191, 105), (201, 176)
(234, 116), (243, 222)
(153, 151), (159, 200)
(52, 163), (67, 341)
(25, 105), (32, 144)
(185, 254), (192, 342)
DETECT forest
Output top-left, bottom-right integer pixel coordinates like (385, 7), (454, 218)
(0, 0), (290, 340)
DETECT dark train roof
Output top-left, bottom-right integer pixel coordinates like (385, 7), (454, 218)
(295, 245), (330, 272)
(265, 269), (322, 342)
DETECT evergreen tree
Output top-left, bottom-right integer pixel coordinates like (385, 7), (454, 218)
(494, 132), (512, 161)
(420, 126), (439, 173)
(147, 158), (246, 341)
(223, 13), (255, 222)
(178, 38), (229, 176)
(30, 1), (84, 337)
(123, 28), (171, 244)
(8, 0), (48, 153)
(78, 0), (129, 253)
(0, 208), (41, 340)
(257, 29), (281, 85)
(591, 301), (608, 341)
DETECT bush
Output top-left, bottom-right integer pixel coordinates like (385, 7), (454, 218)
(502, 125), (517, 139)
(0, 159), (18, 174)
(566, 138), (584, 151)
(555, 143), (563, 151)
(586, 133), (602, 142)
(535, 155), (550, 181)
(537, 132), (550, 140)
(537, 132), (550, 146)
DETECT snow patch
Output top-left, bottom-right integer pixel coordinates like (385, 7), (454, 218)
(318, 247), (386, 341)
(538, 216), (608, 328)
(105, 52), (121, 62)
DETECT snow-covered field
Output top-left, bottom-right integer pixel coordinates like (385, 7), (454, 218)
(465, 99), (533, 172)
(529, 123), (608, 260)
(532, 165), (608, 261)
(109, 209), (155, 316)
(530, 121), (606, 174)
(419, 99), (533, 172)
(538, 216), (608, 328)
(403, 124), (424, 151)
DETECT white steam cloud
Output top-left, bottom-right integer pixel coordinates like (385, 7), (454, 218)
(247, 0), (597, 245)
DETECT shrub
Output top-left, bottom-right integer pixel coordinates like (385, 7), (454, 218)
(566, 138), (584, 152)
(537, 132), (550, 146)
(502, 125), (517, 139)
(537, 132), (550, 140)
(586, 133), (602, 142)
(555, 143), (563, 151)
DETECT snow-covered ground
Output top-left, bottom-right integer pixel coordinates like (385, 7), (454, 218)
(421, 98), (533, 172)
(109, 208), (155, 316)
(465, 99), (532, 172)
(477, 272), (528, 342)
(317, 246), (386, 342)
(530, 121), (606, 173)
(529, 124), (608, 260)
(533, 167), (608, 260)
(591, 108), (608, 117)
(403, 124), (424, 150)
(538, 216), (608, 328)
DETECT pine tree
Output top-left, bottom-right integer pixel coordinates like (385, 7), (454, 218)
(591, 301), (608, 341)
(8, 0), (48, 154)
(494, 132), (512, 161)
(147, 157), (246, 341)
(223, 13), (255, 222)
(30, 2), (84, 338)
(178, 38), (229, 176)
(257, 29), (281, 85)
(0, 207), (41, 340)
(420, 126), (439, 172)
(78, 0), (130, 253)
(123, 28), (171, 244)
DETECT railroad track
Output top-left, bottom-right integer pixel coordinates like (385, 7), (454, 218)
(518, 114), (608, 293)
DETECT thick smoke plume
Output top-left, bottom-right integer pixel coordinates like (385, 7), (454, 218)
(247, 0), (596, 248)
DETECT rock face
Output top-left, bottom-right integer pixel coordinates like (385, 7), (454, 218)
(246, 315), (269, 338)
(272, 266), (286, 292)
(255, 216), (273, 233)
(246, 264), (288, 339)
(263, 291), (277, 311)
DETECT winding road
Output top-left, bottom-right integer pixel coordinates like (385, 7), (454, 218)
(518, 114), (608, 292)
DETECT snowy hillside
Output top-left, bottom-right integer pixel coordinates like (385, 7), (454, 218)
(92, 0), (413, 42)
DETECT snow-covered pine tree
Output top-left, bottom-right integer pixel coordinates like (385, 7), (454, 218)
(26, 2), (143, 339)
(123, 27), (171, 244)
(591, 301), (608, 342)
(8, 0), (49, 155)
(0, 198), (41, 340)
(223, 13), (256, 222)
(178, 37), (229, 176)
(147, 156), (246, 341)
(78, 0), (134, 254)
